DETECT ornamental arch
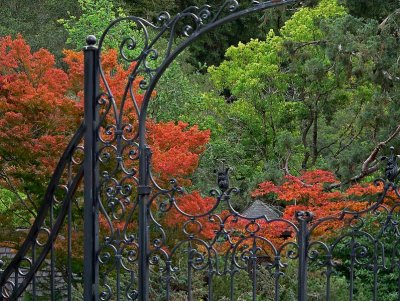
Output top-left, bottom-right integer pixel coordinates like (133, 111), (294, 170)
(1, 1), (400, 301)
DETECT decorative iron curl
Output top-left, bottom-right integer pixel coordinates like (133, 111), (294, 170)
(0, 124), (84, 300)
(94, 0), (299, 131)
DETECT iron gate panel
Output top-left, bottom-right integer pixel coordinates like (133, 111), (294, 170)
(1, 1), (400, 301)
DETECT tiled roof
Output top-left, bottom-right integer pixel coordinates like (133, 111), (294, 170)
(241, 200), (282, 220)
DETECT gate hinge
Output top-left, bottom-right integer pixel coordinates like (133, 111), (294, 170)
(138, 185), (151, 195)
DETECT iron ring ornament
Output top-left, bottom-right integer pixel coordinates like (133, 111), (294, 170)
(2, 0), (400, 301)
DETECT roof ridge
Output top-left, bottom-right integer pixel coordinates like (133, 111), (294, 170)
(241, 199), (281, 219)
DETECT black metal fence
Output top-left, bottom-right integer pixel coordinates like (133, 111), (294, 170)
(1, 1), (400, 300)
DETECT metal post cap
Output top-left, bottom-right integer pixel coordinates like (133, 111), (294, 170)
(86, 35), (97, 46)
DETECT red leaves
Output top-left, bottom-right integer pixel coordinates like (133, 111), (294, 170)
(148, 121), (210, 185)
(62, 49), (84, 94)
(0, 36), (81, 188)
(251, 181), (279, 197)
(252, 170), (341, 206)
(253, 169), (378, 213)
(169, 191), (216, 219)
(0, 36), (210, 204)
(0, 35), (31, 70)
(345, 183), (382, 197)
(165, 191), (220, 239)
(298, 169), (337, 184)
(251, 169), (380, 239)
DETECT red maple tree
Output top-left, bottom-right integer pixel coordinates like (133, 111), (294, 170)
(0, 35), (82, 202)
(0, 35), (211, 254)
(252, 170), (382, 239)
(0, 35), (210, 204)
(163, 170), (384, 251)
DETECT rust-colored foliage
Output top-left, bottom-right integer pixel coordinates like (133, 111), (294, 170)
(253, 170), (380, 239)
(165, 191), (221, 239)
(0, 36), (211, 255)
(0, 35), (82, 195)
(252, 170), (341, 205)
(148, 122), (210, 186)
(0, 35), (210, 202)
(165, 170), (383, 251)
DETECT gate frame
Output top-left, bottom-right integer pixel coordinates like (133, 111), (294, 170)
(83, 1), (302, 300)
(4, 1), (396, 301)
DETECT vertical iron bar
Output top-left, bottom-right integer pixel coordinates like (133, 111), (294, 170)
(31, 245), (36, 301)
(397, 262), (400, 301)
(230, 269), (235, 301)
(325, 255), (332, 301)
(0, 259), (3, 299)
(187, 242), (193, 301)
(67, 159), (73, 301)
(349, 236), (355, 301)
(274, 256), (281, 301)
(83, 35), (99, 301)
(67, 190), (72, 301)
(208, 268), (213, 301)
(50, 200), (55, 300)
(373, 241), (378, 301)
(116, 237), (121, 301)
(252, 239), (257, 301)
(296, 212), (311, 301)
(166, 260), (171, 301)
(138, 146), (151, 301)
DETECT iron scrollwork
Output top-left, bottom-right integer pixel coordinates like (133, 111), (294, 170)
(4, 0), (400, 300)
(0, 125), (85, 300)
(93, 1), (300, 300)
(79, 0), (400, 298)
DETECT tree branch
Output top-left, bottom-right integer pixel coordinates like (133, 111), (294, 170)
(0, 169), (37, 219)
(327, 124), (400, 190)
(291, 40), (327, 53)
(362, 124), (400, 174)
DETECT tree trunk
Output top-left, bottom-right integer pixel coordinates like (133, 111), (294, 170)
(301, 113), (313, 169)
(311, 106), (318, 165)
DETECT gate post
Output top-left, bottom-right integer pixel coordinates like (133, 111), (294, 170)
(83, 35), (99, 301)
(137, 143), (151, 300)
(296, 211), (312, 301)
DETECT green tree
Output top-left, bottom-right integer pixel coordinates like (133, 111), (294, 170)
(59, 0), (136, 50)
(121, 0), (288, 67)
(193, 0), (400, 194)
(0, 0), (80, 60)
(341, 0), (399, 21)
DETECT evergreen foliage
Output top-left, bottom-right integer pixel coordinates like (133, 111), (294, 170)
(0, 0), (80, 60)
(1, 0), (400, 299)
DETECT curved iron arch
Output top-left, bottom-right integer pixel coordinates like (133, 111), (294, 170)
(92, 1), (400, 300)
(3, 1), (400, 301)
(95, 0), (300, 158)
(93, 2), (300, 300)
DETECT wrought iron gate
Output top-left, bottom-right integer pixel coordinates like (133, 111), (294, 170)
(1, 1), (400, 300)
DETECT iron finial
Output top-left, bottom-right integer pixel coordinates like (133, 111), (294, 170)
(295, 211), (314, 223)
(216, 159), (230, 192)
(382, 146), (399, 182)
(86, 35), (97, 46)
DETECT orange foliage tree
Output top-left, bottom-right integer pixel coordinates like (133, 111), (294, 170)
(0, 35), (82, 200)
(0, 35), (210, 222)
(163, 170), (383, 251)
(252, 170), (382, 239)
